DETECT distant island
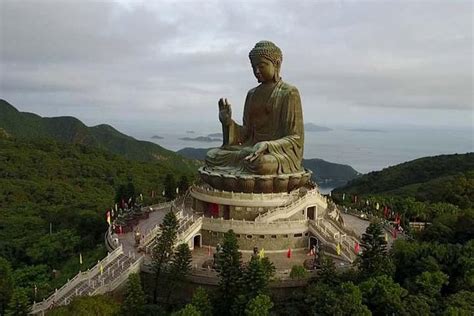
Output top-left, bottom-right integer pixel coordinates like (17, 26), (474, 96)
(346, 128), (385, 133)
(304, 123), (332, 132)
(186, 130), (195, 134)
(207, 132), (223, 138)
(179, 136), (222, 142)
(151, 135), (164, 139)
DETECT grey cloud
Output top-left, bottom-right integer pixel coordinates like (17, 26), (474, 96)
(0, 0), (472, 131)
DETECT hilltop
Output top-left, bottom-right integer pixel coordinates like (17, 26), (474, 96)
(0, 99), (198, 174)
(334, 153), (474, 209)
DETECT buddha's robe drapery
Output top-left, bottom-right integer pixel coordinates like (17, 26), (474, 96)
(206, 80), (304, 175)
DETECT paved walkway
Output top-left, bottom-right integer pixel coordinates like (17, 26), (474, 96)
(341, 213), (370, 236)
(189, 246), (351, 272)
(117, 206), (170, 255)
(341, 212), (401, 247)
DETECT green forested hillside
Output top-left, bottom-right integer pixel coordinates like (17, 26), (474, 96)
(0, 135), (193, 305)
(334, 153), (474, 209)
(0, 99), (198, 173)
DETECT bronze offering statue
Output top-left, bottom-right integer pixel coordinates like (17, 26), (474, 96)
(200, 41), (311, 193)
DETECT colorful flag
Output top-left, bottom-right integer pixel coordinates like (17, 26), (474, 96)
(336, 243), (341, 255)
(395, 213), (401, 225)
(162, 190), (165, 196)
(342, 193), (345, 201)
(392, 229), (398, 239)
(100, 263), (103, 275)
(208, 245), (211, 257)
(329, 191), (332, 197)
(119, 226), (123, 235)
(354, 242), (360, 254)
(114, 203), (118, 212)
(287, 248), (292, 258)
(106, 211), (111, 226)
(376, 202), (380, 210)
(385, 232), (389, 241)
(353, 195), (358, 203)
(79, 253), (83, 265)
(258, 248), (265, 259)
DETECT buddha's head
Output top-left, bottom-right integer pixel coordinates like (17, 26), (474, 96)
(249, 41), (282, 83)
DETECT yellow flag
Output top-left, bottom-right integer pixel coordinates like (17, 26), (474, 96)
(336, 243), (341, 255)
(385, 233), (389, 241)
(259, 248), (265, 259)
(100, 263), (103, 275)
(79, 253), (83, 265)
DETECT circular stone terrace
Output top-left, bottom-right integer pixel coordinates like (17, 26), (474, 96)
(31, 190), (399, 315)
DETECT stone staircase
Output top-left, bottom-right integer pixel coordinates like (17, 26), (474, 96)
(255, 189), (328, 223)
(31, 245), (143, 315)
(308, 219), (358, 262)
(141, 211), (203, 254)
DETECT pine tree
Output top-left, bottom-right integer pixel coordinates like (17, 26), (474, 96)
(152, 210), (178, 303)
(232, 256), (275, 315)
(357, 221), (395, 279)
(215, 230), (242, 315)
(121, 273), (145, 316)
(244, 294), (273, 316)
(191, 287), (212, 316)
(164, 174), (177, 201)
(0, 257), (13, 316)
(315, 254), (339, 285)
(5, 288), (29, 316)
(171, 304), (201, 316)
(165, 243), (192, 305)
(177, 175), (190, 195)
(242, 256), (270, 299)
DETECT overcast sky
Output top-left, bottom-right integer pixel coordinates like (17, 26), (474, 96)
(1, 0), (472, 136)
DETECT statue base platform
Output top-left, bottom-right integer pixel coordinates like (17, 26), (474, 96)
(198, 167), (312, 193)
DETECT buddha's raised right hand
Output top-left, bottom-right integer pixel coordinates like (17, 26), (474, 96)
(218, 98), (232, 125)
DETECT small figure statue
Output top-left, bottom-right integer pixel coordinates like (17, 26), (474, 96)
(134, 228), (141, 246)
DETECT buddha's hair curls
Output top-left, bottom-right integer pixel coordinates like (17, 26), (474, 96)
(249, 41), (283, 66)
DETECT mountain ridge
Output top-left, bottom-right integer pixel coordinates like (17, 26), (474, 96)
(333, 153), (474, 208)
(0, 99), (198, 173)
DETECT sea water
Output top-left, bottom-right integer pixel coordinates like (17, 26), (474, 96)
(129, 126), (473, 174)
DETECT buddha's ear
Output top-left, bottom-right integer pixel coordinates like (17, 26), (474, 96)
(273, 61), (281, 82)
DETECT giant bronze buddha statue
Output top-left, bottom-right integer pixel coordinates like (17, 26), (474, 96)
(200, 41), (311, 193)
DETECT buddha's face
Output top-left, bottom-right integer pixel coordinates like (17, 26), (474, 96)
(251, 56), (276, 83)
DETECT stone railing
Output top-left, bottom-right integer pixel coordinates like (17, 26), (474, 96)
(147, 202), (172, 212)
(141, 210), (201, 253)
(191, 185), (297, 207)
(139, 208), (184, 250)
(92, 255), (144, 295)
(255, 189), (328, 223)
(202, 217), (308, 235)
(308, 220), (357, 262)
(31, 245), (124, 314)
(177, 216), (203, 245)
